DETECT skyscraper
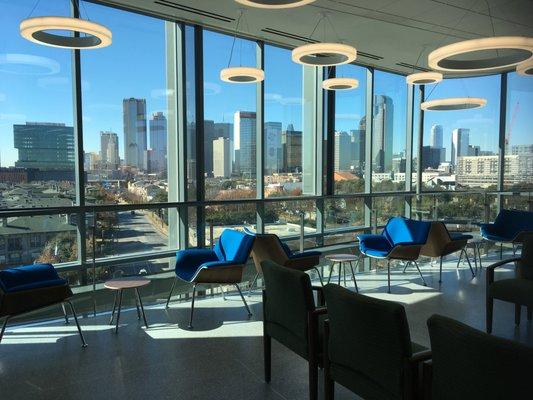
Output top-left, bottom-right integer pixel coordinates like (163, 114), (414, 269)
(334, 131), (352, 171)
(265, 121), (282, 174)
(430, 124), (443, 148)
(123, 98), (147, 170)
(149, 112), (167, 173)
(451, 128), (470, 166)
(204, 120), (215, 176)
(13, 122), (75, 170)
(213, 137), (231, 178)
(349, 126), (365, 173)
(372, 95), (394, 172)
(281, 126), (302, 173)
(100, 131), (119, 170)
(234, 111), (256, 177)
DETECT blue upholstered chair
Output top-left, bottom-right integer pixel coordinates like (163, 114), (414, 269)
(0, 263), (86, 347)
(358, 217), (431, 293)
(480, 209), (533, 258)
(166, 229), (255, 329)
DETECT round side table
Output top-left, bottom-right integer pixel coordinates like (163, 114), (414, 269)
(105, 277), (151, 333)
(325, 254), (360, 292)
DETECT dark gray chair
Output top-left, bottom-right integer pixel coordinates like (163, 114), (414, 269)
(426, 314), (533, 400)
(323, 284), (430, 400)
(261, 260), (326, 400)
(486, 234), (533, 333)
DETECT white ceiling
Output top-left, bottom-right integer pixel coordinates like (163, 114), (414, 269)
(95, 0), (533, 74)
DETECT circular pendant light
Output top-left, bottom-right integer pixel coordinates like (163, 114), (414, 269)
(428, 36), (533, 73)
(517, 60), (533, 76)
(234, 0), (316, 8)
(406, 72), (443, 85)
(292, 43), (357, 66)
(322, 77), (358, 90)
(20, 16), (112, 49)
(421, 97), (487, 111)
(220, 67), (264, 83)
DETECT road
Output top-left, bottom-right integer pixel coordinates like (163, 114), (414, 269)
(113, 210), (168, 256)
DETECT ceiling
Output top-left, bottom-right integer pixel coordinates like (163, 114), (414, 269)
(96, 0), (533, 75)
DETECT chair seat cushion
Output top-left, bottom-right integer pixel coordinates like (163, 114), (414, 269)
(0, 264), (66, 293)
(489, 279), (533, 306)
(175, 248), (219, 282)
(358, 234), (392, 258)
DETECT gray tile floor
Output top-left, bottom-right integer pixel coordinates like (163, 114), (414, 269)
(1, 252), (531, 400)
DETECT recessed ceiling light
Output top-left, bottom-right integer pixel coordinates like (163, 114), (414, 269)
(322, 77), (359, 90)
(234, 0), (316, 8)
(421, 97), (487, 111)
(428, 36), (533, 73)
(406, 72), (443, 85)
(292, 43), (357, 66)
(220, 67), (264, 83)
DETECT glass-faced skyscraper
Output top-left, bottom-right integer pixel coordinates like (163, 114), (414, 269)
(123, 98), (147, 170)
(149, 111), (167, 173)
(451, 128), (470, 166)
(233, 111), (256, 177)
(100, 131), (120, 170)
(372, 95), (394, 172)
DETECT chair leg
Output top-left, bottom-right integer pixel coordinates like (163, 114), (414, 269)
(264, 333), (271, 383)
(165, 277), (177, 309)
(248, 273), (260, 297)
(500, 243), (503, 260)
(0, 316), (11, 344)
(65, 300), (87, 348)
(486, 297), (493, 333)
(235, 284), (253, 317)
(456, 248), (463, 269)
(61, 303), (69, 324)
(348, 261), (359, 293)
(188, 283), (197, 330)
(527, 306), (532, 321)
(439, 256), (443, 284)
(413, 260), (427, 286)
(515, 304), (521, 326)
(464, 249), (475, 278)
(325, 373), (334, 400)
(387, 259), (391, 294)
(313, 267), (324, 286)
(327, 262), (335, 284)
(477, 242), (483, 269)
(220, 285), (226, 301)
(109, 290), (118, 325)
(309, 355), (318, 400)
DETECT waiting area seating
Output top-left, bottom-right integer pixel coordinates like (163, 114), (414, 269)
(166, 229), (255, 329)
(358, 217), (432, 293)
(480, 209), (533, 257)
(0, 263), (86, 347)
(486, 234), (533, 333)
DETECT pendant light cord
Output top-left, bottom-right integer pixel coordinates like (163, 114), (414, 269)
(227, 10), (244, 68)
(26, 0), (41, 18)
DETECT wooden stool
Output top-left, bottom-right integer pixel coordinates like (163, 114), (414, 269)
(105, 277), (150, 333)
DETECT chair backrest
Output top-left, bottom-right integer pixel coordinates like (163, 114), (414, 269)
(261, 260), (315, 351)
(427, 314), (533, 400)
(419, 222), (452, 257)
(250, 234), (290, 273)
(214, 229), (255, 264)
(517, 234), (533, 280)
(383, 217), (431, 247)
(494, 209), (533, 239)
(323, 284), (413, 399)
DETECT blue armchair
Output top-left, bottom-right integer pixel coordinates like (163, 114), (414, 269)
(166, 229), (255, 329)
(357, 217), (431, 293)
(480, 209), (533, 258)
(0, 263), (86, 347)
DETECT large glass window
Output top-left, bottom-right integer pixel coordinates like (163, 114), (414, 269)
(333, 64), (367, 194)
(505, 72), (533, 190)
(422, 75), (501, 191)
(372, 71), (408, 192)
(203, 31), (257, 200)
(80, 1), (169, 205)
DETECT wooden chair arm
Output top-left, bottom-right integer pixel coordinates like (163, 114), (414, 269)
(486, 257), (521, 285)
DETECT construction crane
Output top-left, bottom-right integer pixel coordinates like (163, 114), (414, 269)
(505, 100), (520, 148)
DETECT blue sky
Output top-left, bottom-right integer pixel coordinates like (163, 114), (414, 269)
(0, 0), (531, 167)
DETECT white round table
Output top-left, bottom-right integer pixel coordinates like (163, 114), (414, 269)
(105, 277), (151, 333)
(325, 254), (360, 292)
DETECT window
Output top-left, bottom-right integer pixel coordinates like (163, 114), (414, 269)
(372, 71), (408, 192)
(422, 75), (501, 191)
(80, 2), (169, 204)
(203, 31), (257, 200)
(333, 64), (367, 194)
(505, 72), (533, 190)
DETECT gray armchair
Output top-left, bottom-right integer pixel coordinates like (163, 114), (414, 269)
(486, 234), (533, 333)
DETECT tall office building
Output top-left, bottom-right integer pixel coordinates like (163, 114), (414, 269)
(13, 122), (75, 170)
(100, 131), (120, 170)
(214, 122), (232, 139)
(334, 131), (352, 172)
(149, 112), (167, 173)
(451, 128), (470, 166)
(265, 121), (282, 174)
(123, 98), (147, 170)
(372, 95), (394, 172)
(203, 120), (216, 176)
(430, 124), (443, 148)
(213, 137), (231, 178)
(234, 111), (256, 177)
(281, 125), (302, 173)
(349, 127), (365, 172)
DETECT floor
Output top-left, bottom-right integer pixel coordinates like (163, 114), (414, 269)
(1, 251), (531, 400)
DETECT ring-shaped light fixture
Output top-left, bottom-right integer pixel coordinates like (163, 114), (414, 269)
(322, 77), (359, 90)
(406, 72), (443, 85)
(421, 97), (487, 111)
(517, 60), (533, 76)
(428, 36), (533, 73)
(20, 16), (112, 49)
(292, 43), (357, 66)
(234, 0), (316, 8)
(220, 67), (264, 83)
